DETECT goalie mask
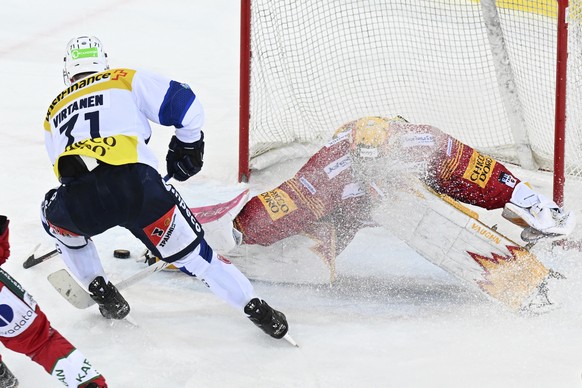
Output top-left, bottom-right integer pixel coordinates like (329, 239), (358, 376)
(63, 36), (109, 86)
(341, 116), (411, 185)
(347, 116), (411, 159)
(351, 117), (392, 158)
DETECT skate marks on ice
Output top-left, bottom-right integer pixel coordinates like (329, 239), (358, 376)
(233, 239), (485, 316)
(298, 274), (482, 314)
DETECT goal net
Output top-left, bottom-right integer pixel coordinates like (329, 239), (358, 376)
(240, 0), (582, 191)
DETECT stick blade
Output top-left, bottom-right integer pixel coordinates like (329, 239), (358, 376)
(47, 269), (95, 309)
(22, 244), (41, 269)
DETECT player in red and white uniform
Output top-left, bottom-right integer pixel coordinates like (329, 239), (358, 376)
(234, 116), (575, 258)
(40, 36), (288, 340)
(0, 215), (107, 387)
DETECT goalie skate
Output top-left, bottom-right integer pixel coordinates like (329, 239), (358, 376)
(502, 200), (575, 242)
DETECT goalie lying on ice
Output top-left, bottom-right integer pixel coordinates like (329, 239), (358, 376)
(230, 116), (575, 264)
(174, 116), (571, 311)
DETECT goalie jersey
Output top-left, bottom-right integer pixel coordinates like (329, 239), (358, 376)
(43, 68), (204, 181)
(235, 119), (522, 253)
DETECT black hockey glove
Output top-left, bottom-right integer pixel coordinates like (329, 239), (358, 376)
(166, 133), (205, 181)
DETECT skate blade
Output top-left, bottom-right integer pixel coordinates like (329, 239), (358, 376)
(521, 227), (562, 243)
(283, 333), (299, 347)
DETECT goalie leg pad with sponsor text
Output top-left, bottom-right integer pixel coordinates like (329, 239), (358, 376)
(373, 182), (552, 312)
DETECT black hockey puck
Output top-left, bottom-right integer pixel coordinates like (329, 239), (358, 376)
(113, 249), (131, 259)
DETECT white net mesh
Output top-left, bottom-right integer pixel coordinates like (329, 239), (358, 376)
(246, 0), (582, 179)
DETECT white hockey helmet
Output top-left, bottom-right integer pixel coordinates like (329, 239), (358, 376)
(62, 36), (109, 86)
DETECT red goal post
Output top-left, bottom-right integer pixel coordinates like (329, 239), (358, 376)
(239, 0), (581, 206)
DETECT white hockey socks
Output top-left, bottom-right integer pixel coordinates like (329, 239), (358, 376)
(56, 240), (108, 288)
(173, 244), (256, 310)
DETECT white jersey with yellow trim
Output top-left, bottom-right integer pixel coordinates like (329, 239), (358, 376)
(43, 67), (204, 180)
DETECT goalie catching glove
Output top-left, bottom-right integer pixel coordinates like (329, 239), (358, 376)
(166, 133), (205, 181)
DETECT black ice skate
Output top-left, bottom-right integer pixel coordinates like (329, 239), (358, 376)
(88, 276), (130, 320)
(0, 361), (18, 388)
(244, 298), (288, 339)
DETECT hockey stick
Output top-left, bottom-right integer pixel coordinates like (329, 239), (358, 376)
(22, 246), (59, 269)
(48, 259), (170, 309)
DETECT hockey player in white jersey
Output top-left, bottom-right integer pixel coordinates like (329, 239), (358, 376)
(40, 36), (288, 340)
